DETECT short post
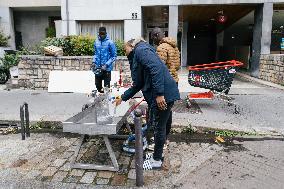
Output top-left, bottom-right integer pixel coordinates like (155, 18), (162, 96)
(134, 109), (144, 186)
(24, 103), (30, 137)
(20, 105), (25, 140)
(94, 107), (97, 123)
(20, 102), (30, 140)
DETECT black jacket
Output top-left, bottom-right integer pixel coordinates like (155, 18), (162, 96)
(121, 42), (180, 107)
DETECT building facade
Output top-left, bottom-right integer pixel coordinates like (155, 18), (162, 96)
(1, 0), (284, 78)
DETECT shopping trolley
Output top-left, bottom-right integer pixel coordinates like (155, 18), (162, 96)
(187, 60), (243, 113)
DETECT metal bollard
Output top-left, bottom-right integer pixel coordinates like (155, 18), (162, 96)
(20, 105), (25, 140)
(134, 109), (144, 187)
(94, 107), (97, 123)
(20, 102), (30, 140)
(24, 103), (30, 137)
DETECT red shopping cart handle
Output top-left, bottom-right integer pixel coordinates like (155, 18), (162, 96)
(188, 60), (243, 71)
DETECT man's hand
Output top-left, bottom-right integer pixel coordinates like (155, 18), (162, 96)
(156, 96), (167, 110)
(113, 96), (122, 106)
(101, 65), (107, 70)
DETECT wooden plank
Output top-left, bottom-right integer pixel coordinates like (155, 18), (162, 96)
(48, 71), (95, 93)
(48, 71), (120, 93)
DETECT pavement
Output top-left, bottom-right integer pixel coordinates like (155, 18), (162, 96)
(177, 139), (284, 189)
(0, 133), (223, 188)
(0, 89), (90, 122)
(0, 132), (283, 188)
(175, 70), (284, 135)
(0, 70), (284, 188)
(0, 69), (284, 135)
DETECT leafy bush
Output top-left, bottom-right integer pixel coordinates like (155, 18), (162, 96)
(115, 40), (126, 56)
(39, 37), (72, 56)
(40, 37), (66, 49)
(17, 46), (40, 55)
(24, 35), (126, 56)
(0, 31), (10, 47)
(0, 53), (19, 70)
(45, 27), (56, 38)
(69, 35), (95, 56)
(60, 36), (73, 56)
(39, 35), (95, 56)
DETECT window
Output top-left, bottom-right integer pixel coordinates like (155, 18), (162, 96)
(78, 21), (124, 41)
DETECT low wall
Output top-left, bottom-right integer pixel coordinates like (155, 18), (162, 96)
(18, 56), (130, 90)
(260, 55), (284, 86)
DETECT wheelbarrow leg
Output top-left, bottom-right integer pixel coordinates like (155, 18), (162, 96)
(70, 135), (119, 171)
(103, 135), (119, 171)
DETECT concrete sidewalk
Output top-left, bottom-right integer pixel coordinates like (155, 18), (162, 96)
(0, 89), (90, 122)
(175, 71), (284, 135)
(0, 70), (284, 135)
(0, 68), (205, 122)
(0, 133), (223, 188)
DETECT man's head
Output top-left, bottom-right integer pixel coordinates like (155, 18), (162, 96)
(124, 39), (135, 56)
(124, 38), (146, 56)
(151, 27), (164, 45)
(99, 27), (107, 40)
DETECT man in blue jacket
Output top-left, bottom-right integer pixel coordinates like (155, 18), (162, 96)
(93, 27), (117, 93)
(115, 38), (180, 169)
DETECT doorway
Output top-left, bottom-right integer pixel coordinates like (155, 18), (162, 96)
(182, 5), (256, 66)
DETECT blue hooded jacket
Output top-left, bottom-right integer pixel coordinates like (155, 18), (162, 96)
(121, 42), (180, 107)
(92, 34), (117, 72)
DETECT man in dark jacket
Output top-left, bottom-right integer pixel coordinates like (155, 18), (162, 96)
(92, 27), (117, 93)
(151, 27), (181, 148)
(115, 38), (180, 169)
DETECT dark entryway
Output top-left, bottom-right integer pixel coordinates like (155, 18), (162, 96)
(13, 9), (61, 50)
(182, 5), (256, 66)
(187, 31), (216, 66)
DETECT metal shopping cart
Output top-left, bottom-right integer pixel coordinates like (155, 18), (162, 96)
(187, 60), (243, 113)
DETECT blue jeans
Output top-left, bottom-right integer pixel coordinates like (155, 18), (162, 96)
(151, 102), (174, 161)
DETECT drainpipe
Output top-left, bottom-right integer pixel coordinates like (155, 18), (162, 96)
(66, 0), (69, 36)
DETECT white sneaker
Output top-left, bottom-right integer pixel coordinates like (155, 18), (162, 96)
(143, 157), (162, 170)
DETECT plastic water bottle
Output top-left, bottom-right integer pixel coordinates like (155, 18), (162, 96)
(108, 87), (119, 116)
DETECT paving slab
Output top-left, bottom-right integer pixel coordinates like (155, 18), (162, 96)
(174, 74), (284, 135)
(0, 133), (223, 188)
(178, 140), (284, 189)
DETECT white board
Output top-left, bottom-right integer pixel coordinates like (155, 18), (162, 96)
(48, 71), (120, 93)
(48, 71), (95, 93)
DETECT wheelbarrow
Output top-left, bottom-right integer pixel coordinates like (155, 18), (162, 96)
(187, 60), (243, 113)
(63, 89), (144, 172)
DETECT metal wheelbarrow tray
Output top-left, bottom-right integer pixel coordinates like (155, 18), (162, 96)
(63, 93), (136, 171)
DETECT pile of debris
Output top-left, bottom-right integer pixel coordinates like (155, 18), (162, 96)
(0, 124), (18, 135)
(44, 45), (63, 56)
